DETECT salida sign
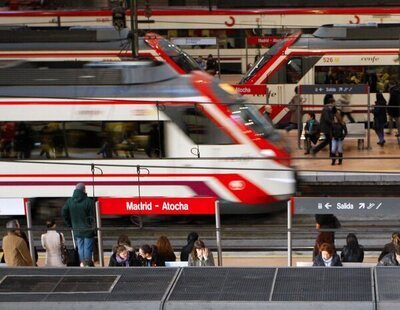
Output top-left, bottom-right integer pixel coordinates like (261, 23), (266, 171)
(98, 197), (216, 215)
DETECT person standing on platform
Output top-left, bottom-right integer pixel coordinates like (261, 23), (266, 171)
(41, 219), (65, 267)
(2, 219), (33, 267)
(313, 243), (342, 267)
(312, 97), (336, 155)
(62, 183), (95, 267)
(206, 54), (218, 76)
(285, 86), (305, 132)
(188, 240), (215, 267)
(340, 233), (364, 263)
(373, 92), (388, 146)
(387, 84), (400, 140)
(378, 244), (400, 266)
(180, 231), (199, 261)
(331, 113), (347, 165)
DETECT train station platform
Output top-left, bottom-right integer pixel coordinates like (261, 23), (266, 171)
(1, 265), (399, 310)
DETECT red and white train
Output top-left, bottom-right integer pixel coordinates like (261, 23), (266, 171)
(0, 60), (295, 214)
(239, 23), (400, 124)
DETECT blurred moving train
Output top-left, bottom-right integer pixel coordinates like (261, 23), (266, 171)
(240, 23), (400, 125)
(0, 60), (295, 215)
(0, 25), (200, 74)
(1, 6), (400, 73)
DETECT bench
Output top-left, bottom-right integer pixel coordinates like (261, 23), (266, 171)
(300, 122), (366, 150)
(296, 261), (376, 267)
(346, 123), (366, 150)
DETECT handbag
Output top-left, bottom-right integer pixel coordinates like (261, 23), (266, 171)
(59, 232), (80, 266)
(59, 233), (68, 265)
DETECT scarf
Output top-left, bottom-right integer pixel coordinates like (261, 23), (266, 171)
(323, 256), (333, 267)
(115, 253), (130, 267)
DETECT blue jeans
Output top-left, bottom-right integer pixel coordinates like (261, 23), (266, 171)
(331, 139), (343, 154)
(76, 237), (94, 263)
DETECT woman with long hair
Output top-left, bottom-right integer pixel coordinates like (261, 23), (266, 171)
(156, 235), (176, 263)
(340, 233), (364, 262)
(188, 240), (215, 267)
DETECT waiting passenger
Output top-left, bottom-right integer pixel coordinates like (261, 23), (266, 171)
(180, 231), (199, 261)
(312, 97), (336, 155)
(303, 112), (320, 155)
(285, 86), (305, 132)
(188, 240), (215, 267)
(112, 234), (135, 254)
(378, 244), (400, 266)
(331, 113), (347, 165)
(340, 233), (364, 263)
(373, 92), (387, 146)
(156, 235), (176, 264)
(41, 219), (66, 267)
(138, 244), (164, 267)
(109, 245), (140, 267)
(312, 214), (340, 260)
(378, 232), (400, 262)
(313, 243), (342, 267)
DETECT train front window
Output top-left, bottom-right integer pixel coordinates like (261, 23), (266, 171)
(240, 38), (288, 83)
(157, 38), (201, 73)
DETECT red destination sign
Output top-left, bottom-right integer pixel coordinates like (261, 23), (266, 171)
(98, 197), (216, 215)
(246, 36), (283, 46)
(233, 84), (267, 95)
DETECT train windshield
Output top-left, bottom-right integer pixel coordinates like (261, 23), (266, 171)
(157, 38), (201, 73)
(215, 83), (279, 141)
(240, 38), (288, 83)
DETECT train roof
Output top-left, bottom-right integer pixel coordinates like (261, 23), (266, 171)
(0, 60), (180, 86)
(313, 23), (400, 40)
(291, 23), (400, 49)
(0, 25), (151, 50)
(0, 60), (202, 99)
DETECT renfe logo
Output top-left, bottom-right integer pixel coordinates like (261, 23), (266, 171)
(99, 197), (216, 215)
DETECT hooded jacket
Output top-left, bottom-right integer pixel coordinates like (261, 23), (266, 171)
(62, 189), (95, 238)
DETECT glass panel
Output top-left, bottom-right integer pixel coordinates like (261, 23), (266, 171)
(286, 57), (302, 83)
(315, 65), (400, 93)
(0, 121), (165, 160)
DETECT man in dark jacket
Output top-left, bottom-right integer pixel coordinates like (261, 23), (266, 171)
(62, 183), (95, 267)
(388, 84), (400, 138)
(312, 97), (336, 155)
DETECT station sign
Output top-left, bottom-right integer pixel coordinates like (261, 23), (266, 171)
(246, 36), (283, 47)
(171, 37), (217, 46)
(98, 197), (216, 215)
(232, 84), (267, 95)
(299, 84), (368, 95)
(0, 198), (25, 215)
(293, 197), (400, 216)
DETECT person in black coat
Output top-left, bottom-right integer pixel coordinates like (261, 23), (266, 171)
(378, 231), (400, 262)
(109, 245), (140, 267)
(313, 242), (342, 267)
(138, 244), (164, 267)
(330, 113), (347, 165)
(312, 97), (336, 155)
(180, 232), (199, 261)
(378, 244), (400, 266)
(373, 92), (388, 146)
(340, 233), (364, 262)
(387, 84), (400, 138)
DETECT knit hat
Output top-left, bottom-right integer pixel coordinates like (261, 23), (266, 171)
(75, 183), (86, 191)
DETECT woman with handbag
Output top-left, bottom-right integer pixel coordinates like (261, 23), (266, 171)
(41, 219), (66, 267)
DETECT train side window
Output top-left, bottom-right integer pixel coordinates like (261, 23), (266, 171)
(286, 57), (302, 83)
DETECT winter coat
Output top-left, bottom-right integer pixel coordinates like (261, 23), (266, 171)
(377, 252), (400, 266)
(62, 189), (95, 238)
(373, 104), (387, 125)
(378, 242), (396, 262)
(288, 94), (304, 124)
(313, 253), (342, 267)
(319, 105), (335, 134)
(41, 230), (65, 267)
(340, 245), (364, 263)
(180, 242), (195, 261)
(188, 250), (215, 267)
(2, 233), (33, 266)
(332, 122), (347, 140)
(388, 85), (400, 118)
(109, 251), (140, 267)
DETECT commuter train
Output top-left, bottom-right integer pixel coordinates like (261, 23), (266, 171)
(0, 60), (295, 214)
(1, 7), (400, 73)
(239, 23), (400, 124)
(0, 26), (200, 74)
